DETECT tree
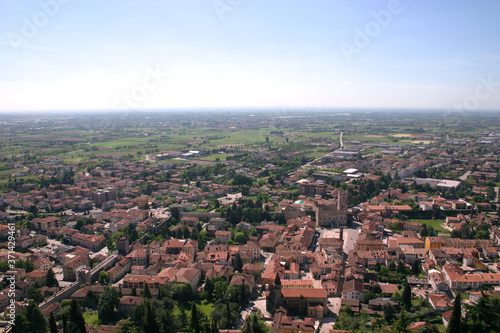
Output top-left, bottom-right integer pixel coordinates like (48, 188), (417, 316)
(447, 293), (462, 333)
(69, 299), (86, 333)
(62, 314), (69, 333)
(142, 300), (161, 333)
(393, 310), (410, 333)
(49, 312), (58, 333)
(85, 289), (99, 310)
(46, 268), (59, 288)
(180, 304), (187, 330)
(205, 278), (215, 300)
(402, 283), (411, 310)
(389, 261), (397, 271)
(143, 283), (152, 299)
(190, 302), (201, 333)
(182, 225), (190, 239)
(412, 260), (421, 276)
(98, 286), (119, 324)
(234, 232), (246, 244)
(241, 313), (269, 333)
(397, 260), (406, 274)
(383, 302), (396, 324)
(462, 293), (500, 332)
(233, 252), (243, 272)
(99, 271), (110, 284)
(24, 301), (46, 333)
(27, 286), (44, 303)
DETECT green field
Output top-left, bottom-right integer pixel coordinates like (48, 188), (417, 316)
(172, 301), (214, 318)
(202, 154), (232, 162)
(409, 219), (449, 233)
(83, 312), (99, 326)
(197, 301), (215, 317)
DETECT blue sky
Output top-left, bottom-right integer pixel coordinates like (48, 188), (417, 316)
(1, 0), (500, 112)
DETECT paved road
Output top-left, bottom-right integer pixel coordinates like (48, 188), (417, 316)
(459, 171), (471, 181)
(319, 299), (340, 333)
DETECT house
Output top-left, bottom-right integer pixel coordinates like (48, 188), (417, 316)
(239, 241), (261, 261)
(29, 216), (60, 232)
(63, 254), (90, 281)
(242, 263), (262, 276)
(270, 312), (316, 333)
(33, 257), (52, 271)
(341, 279), (364, 301)
(378, 283), (399, 297)
(107, 258), (132, 282)
(368, 298), (399, 311)
(442, 310), (453, 327)
(260, 232), (281, 251)
(229, 274), (255, 294)
(122, 275), (167, 293)
(173, 268), (201, 288)
(126, 249), (149, 266)
(180, 216), (199, 228)
(26, 270), (47, 285)
(318, 237), (343, 254)
(428, 270), (448, 292)
(280, 288), (328, 318)
(428, 293), (452, 312)
(215, 230), (231, 244)
(118, 296), (144, 315)
(425, 237), (445, 251)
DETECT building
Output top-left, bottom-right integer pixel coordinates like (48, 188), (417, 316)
(29, 216), (60, 232)
(215, 230), (232, 244)
(280, 288), (328, 318)
(63, 254), (90, 281)
(313, 191), (348, 227)
(341, 279), (364, 301)
(270, 312), (316, 333)
(425, 237), (445, 252)
(119, 296), (144, 315)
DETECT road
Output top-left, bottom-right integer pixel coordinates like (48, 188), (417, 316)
(459, 171), (471, 181)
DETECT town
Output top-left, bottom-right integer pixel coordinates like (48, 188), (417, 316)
(1, 109), (500, 332)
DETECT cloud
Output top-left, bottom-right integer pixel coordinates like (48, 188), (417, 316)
(340, 81), (352, 86)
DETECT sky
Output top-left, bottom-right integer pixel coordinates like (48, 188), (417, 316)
(1, 0), (500, 112)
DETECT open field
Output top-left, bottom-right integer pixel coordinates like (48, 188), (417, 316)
(83, 312), (99, 326)
(409, 219), (449, 233)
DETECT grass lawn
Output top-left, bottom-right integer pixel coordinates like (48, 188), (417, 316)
(409, 219), (449, 233)
(173, 301), (214, 318)
(202, 154), (232, 162)
(83, 312), (99, 326)
(198, 301), (215, 317)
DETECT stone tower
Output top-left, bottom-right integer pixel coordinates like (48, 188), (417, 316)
(266, 273), (283, 313)
(116, 235), (130, 255)
(337, 190), (348, 212)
